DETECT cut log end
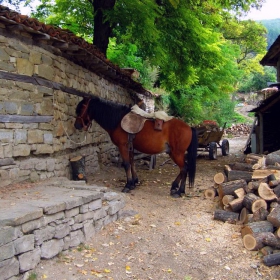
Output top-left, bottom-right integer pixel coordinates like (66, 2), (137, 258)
(243, 234), (262, 251)
(213, 172), (225, 184)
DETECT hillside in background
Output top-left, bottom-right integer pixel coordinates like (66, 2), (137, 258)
(259, 18), (280, 48)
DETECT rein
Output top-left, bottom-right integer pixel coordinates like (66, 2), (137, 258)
(77, 98), (92, 131)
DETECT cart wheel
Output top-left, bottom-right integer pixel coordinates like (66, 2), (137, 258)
(209, 142), (217, 160)
(221, 139), (229, 156)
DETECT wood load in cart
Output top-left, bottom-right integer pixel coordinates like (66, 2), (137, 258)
(196, 120), (229, 160)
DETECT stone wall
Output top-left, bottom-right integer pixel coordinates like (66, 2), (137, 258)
(0, 179), (126, 280)
(0, 33), (152, 188)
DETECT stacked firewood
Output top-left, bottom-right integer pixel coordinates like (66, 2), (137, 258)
(224, 123), (251, 136)
(205, 151), (280, 266)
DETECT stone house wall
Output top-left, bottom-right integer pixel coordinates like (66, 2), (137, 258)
(0, 33), (152, 188)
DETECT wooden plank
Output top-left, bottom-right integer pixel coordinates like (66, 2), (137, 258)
(0, 115), (53, 123)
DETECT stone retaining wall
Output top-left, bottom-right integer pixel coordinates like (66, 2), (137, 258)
(0, 30), (152, 188)
(0, 179), (126, 280)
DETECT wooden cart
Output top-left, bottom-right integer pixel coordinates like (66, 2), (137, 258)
(197, 121), (229, 160)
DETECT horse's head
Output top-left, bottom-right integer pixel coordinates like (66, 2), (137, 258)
(74, 97), (92, 131)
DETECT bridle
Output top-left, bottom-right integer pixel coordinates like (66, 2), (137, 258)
(77, 98), (92, 131)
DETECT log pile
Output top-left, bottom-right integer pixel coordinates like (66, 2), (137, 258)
(224, 123), (251, 136)
(206, 152), (280, 266)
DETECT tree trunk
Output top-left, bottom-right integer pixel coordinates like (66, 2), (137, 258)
(93, 0), (116, 55)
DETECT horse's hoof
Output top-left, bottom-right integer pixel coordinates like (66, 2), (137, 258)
(122, 188), (131, 193)
(170, 189), (178, 195)
(130, 185), (136, 190)
(171, 193), (181, 198)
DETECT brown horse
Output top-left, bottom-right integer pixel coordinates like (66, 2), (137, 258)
(74, 97), (198, 197)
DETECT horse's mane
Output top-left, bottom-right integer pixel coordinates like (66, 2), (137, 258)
(88, 97), (131, 130)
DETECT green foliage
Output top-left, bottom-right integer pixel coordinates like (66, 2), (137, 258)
(238, 66), (277, 92)
(27, 272), (37, 280)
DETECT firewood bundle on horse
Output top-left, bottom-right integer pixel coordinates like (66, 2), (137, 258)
(74, 96), (198, 198)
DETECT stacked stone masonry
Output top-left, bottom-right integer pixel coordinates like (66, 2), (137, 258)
(0, 28), (152, 188)
(0, 179), (126, 280)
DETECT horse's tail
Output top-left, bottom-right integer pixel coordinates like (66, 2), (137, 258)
(186, 127), (198, 187)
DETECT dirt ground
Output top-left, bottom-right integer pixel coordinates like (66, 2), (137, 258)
(29, 136), (280, 280)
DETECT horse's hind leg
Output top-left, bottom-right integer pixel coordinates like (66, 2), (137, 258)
(171, 167), (187, 198)
(130, 150), (139, 185)
(170, 173), (181, 195)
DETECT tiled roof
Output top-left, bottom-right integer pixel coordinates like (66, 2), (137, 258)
(0, 5), (152, 97)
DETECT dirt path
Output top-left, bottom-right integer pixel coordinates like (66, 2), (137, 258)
(31, 136), (280, 280)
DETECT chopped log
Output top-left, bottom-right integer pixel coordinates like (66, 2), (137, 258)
(243, 232), (280, 251)
(267, 205), (280, 227)
(258, 183), (278, 201)
(252, 169), (280, 180)
(273, 185), (280, 198)
(213, 183), (220, 189)
(239, 207), (251, 224)
(213, 172), (226, 184)
(234, 188), (245, 198)
(269, 179), (280, 188)
(252, 207), (269, 222)
(70, 156), (86, 181)
(263, 252), (280, 266)
(266, 150), (280, 166)
(243, 193), (267, 213)
(245, 153), (265, 164)
(243, 233), (264, 251)
(267, 174), (277, 184)
(241, 220), (274, 237)
(224, 165), (252, 182)
(213, 209), (239, 224)
(248, 181), (261, 191)
(228, 162), (253, 172)
(218, 179), (247, 197)
(229, 197), (244, 212)
(270, 202), (279, 213)
(260, 246), (274, 256)
(275, 228), (280, 239)
(222, 194), (235, 206)
(204, 187), (217, 199)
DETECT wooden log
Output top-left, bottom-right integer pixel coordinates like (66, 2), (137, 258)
(275, 228), (280, 239)
(245, 154), (265, 164)
(243, 233), (265, 251)
(228, 197), (244, 212)
(248, 181), (261, 191)
(243, 193), (267, 213)
(269, 179), (280, 188)
(252, 207), (269, 222)
(239, 207), (251, 224)
(228, 162), (253, 172)
(267, 205), (280, 227)
(267, 174), (277, 185)
(204, 187), (217, 199)
(263, 252), (280, 266)
(218, 179), (247, 197)
(260, 246), (274, 256)
(70, 156), (86, 181)
(213, 172), (226, 184)
(252, 169), (280, 180)
(224, 165), (252, 182)
(234, 188), (245, 198)
(222, 195), (235, 206)
(243, 232), (280, 251)
(269, 202), (279, 213)
(273, 185), (280, 197)
(266, 150), (280, 166)
(213, 209), (239, 224)
(241, 220), (274, 237)
(258, 182), (278, 201)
